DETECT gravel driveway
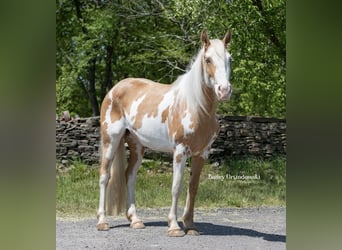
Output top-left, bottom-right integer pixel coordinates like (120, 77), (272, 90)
(56, 207), (285, 250)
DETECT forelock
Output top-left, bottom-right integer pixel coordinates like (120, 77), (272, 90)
(208, 39), (226, 60)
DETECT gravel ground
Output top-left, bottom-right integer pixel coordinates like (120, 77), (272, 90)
(56, 207), (285, 250)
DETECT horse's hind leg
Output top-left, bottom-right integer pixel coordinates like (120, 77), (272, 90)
(96, 139), (114, 230)
(125, 132), (145, 229)
(96, 123), (125, 230)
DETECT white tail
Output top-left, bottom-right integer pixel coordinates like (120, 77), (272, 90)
(105, 138), (127, 216)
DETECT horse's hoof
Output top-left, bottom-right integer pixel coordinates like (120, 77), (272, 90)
(97, 223), (110, 231)
(185, 228), (200, 236)
(167, 228), (185, 237)
(130, 221), (145, 229)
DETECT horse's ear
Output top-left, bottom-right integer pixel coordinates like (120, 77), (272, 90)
(201, 30), (210, 49)
(223, 29), (232, 48)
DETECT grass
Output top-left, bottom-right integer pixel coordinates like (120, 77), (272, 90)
(56, 156), (285, 217)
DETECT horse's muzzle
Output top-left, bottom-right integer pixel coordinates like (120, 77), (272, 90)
(218, 86), (232, 101)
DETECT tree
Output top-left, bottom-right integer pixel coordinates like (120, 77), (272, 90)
(56, 0), (286, 118)
(57, 0), (116, 116)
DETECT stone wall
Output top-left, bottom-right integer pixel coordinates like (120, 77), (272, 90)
(56, 116), (286, 167)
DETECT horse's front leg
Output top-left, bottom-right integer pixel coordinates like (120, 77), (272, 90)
(182, 156), (205, 236)
(168, 144), (187, 237)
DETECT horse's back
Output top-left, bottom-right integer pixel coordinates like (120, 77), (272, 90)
(106, 78), (165, 106)
(112, 77), (169, 96)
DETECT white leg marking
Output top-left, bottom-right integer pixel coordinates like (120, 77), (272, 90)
(168, 144), (187, 230)
(97, 173), (109, 224)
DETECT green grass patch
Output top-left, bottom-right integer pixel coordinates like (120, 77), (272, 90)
(56, 157), (285, 217)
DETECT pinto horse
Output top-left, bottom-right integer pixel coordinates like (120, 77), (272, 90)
(97, 30), (233, 237)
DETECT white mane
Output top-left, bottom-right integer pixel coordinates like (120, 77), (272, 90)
(172, 47), (207, 114)
(172, 39), (227, 115)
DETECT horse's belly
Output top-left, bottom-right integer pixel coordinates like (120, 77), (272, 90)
(128, 117), (173, 152)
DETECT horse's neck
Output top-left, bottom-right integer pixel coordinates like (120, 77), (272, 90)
(175, 54), (217, 116)
(201, 83), (217, 115)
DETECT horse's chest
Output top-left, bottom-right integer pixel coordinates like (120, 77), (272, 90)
(189, 125), (219, 155)
(171, 117), (219, 155)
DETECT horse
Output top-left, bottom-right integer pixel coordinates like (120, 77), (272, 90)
(96, 29), (233, 237)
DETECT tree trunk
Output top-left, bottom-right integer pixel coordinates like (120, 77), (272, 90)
(88, 57), (100, 116)
(101, 44), (113, 101)
(73, 0), (100, 116)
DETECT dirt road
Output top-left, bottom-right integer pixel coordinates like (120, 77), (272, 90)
(56, 207), (285, 249)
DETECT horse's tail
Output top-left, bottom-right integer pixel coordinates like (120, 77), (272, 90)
(105, 138), (127, 216)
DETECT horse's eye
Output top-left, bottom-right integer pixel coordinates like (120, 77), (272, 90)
(205, 57), (211, 64)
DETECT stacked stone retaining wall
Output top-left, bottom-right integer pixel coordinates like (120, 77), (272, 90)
(56, 116), (286, 167)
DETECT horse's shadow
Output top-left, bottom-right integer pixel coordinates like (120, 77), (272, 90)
(111, 221), (286, 243)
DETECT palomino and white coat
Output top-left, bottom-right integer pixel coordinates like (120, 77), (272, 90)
(97, 30), (233, 237)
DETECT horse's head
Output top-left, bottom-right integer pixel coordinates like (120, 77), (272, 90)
(201, 30), (233, 101)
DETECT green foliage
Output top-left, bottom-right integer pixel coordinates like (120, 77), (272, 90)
(56, 0), (285, 118)
(222, 156), (286, 185)
(56, 163), (98, 215)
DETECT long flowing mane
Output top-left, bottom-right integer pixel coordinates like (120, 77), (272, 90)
(172, 48), (207, 113)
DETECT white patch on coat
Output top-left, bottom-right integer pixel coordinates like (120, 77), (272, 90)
(102, 89), (126, 160)
(127, 90), (176, 152)
(104, 118), (125, 160)
(107, 117), (125, 137)
(103, 89), (115, 126)
(128, 94), (146, 124)
(158, 90), (175, 119)
(181, 110), (194, 137)
(108, 88), (114, 101)
(134, 114), (171, 152)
